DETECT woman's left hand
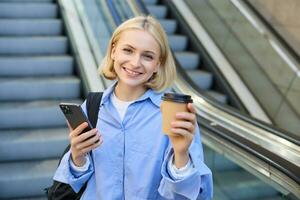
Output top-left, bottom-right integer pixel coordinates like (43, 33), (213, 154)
(168, 103), (196, 168)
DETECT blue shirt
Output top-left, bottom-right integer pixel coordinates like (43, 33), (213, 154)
(53, 83), (213, 200)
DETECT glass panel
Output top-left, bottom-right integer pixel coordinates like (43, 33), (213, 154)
(186, 0), (300, 137)
(204, 144), (286, 200)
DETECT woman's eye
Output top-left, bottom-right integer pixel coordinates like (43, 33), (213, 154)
(143, 54), (153, 60)
(123, 48), (132, 53)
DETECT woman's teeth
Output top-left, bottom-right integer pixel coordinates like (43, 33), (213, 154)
(124, 67), (140, 76)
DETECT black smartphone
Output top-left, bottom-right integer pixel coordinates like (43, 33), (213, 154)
(59, 103), (93, 133)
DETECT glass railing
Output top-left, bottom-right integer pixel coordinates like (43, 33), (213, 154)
(185, 0), (300, 137)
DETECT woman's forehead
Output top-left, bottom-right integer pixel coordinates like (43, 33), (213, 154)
(117, 29), (161, 54)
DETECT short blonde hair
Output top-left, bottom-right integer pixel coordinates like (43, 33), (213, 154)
(100, 15), (176, 92)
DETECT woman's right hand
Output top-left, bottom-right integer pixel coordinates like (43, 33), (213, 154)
(68, 122), (102, 167)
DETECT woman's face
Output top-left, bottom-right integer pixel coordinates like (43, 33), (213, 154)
(111, 29), (161, 91)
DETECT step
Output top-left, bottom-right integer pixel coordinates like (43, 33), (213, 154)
(0, 37), (68, 55)
(0, 159), (59, 199)
(146, 5), (167, 19)
(0, 3), (57, 19)
(0, 128), (69, 161)
(0, 77), (81, 101)
(0, 99), (82, 129)
(0, 56), (73, 77)
(187, 70), (213, 90)
(174, 52), (199, 70)
(159, 19), (177, 34)
(206, 90), (228, 104)
(0, 19), (62, 36)
(168, 35), (188, 52)
(214, 170), (279, 199)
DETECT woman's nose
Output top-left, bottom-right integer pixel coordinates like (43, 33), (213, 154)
(130, 54), (142, 67)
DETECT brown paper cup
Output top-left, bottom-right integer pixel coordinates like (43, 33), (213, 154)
(161, 93), (193, 136)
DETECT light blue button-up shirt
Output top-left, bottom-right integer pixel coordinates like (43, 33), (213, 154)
(53, 83), (213, 200)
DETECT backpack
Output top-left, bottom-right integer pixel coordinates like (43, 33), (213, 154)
(46, 92), (103, 200)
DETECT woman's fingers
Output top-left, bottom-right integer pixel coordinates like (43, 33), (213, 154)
(69, 122), (89, 138)
(171, 121), (195, 134)
(76, 133), (101, 150)
(187, 103), (196, 114)
(175, 112), (196, 125)
(80, 138), (103, 154)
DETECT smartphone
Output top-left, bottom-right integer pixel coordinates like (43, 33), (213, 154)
(59, 103), (93, 133)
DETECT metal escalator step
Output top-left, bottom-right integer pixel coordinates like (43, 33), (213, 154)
(0, 128), (68, 161)
(0, 3), (57, 19)
(0, 56), (73, 77)
(174, 52), (199, 70)
(0, 19), (62, 36)
(0, 37), (68, 55)
(214, 170), (279, 199)
(205, 90), (228, 104)
(0, 159), (59, 199)
(0, 77), (81, 101)
(146, 5), (167, 19)
(159, 19), (177, 34)
(0, 99), (82, 129)
(187, 70), (213, 90)
(168, 35), (188, 52)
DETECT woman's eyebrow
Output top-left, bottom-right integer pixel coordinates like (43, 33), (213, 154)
(123, 44), (157, 55)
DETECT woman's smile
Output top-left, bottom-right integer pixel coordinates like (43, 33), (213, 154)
(122, 66), (143, 77)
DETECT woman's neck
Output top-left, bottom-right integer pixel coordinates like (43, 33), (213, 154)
(114, 83), (147, 102)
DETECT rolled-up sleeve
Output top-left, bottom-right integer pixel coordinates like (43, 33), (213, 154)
(158, 124), (213, 200)
(53, 151), (94, 193)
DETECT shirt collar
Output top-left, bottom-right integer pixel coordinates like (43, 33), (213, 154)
(100, 81), (164, 108)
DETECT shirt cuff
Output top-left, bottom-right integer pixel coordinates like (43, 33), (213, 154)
(69, 155), (90, 173)
(167, 153), (195, 180)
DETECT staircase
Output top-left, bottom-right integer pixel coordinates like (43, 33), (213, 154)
(143, 0), (228, 105)
(0, 0), (82, 199)
(143, 0), (282, 199)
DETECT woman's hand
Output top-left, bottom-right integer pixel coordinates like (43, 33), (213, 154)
(68, 122), (102, 167)
(168, 103), (196, 168)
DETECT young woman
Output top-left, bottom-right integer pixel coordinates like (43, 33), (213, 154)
(54, 15), (212, 200)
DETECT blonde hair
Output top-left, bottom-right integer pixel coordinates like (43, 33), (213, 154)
(99, 15), (176, 92)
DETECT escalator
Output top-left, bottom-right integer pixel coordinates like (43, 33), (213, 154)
(0, 0), (103, 199)
(0, 0), (298, 199)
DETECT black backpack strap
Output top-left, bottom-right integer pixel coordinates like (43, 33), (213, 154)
(86, 92), (103, 128)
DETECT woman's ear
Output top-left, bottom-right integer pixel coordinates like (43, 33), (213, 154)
(111, 43), (116, 60)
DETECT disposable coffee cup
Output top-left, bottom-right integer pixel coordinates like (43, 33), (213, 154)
(161, 93), (193, 136)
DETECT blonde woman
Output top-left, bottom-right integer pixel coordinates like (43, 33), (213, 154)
(53, 15), (212, 200)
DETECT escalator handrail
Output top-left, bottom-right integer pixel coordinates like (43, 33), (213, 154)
(106, 0), (122, 25)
